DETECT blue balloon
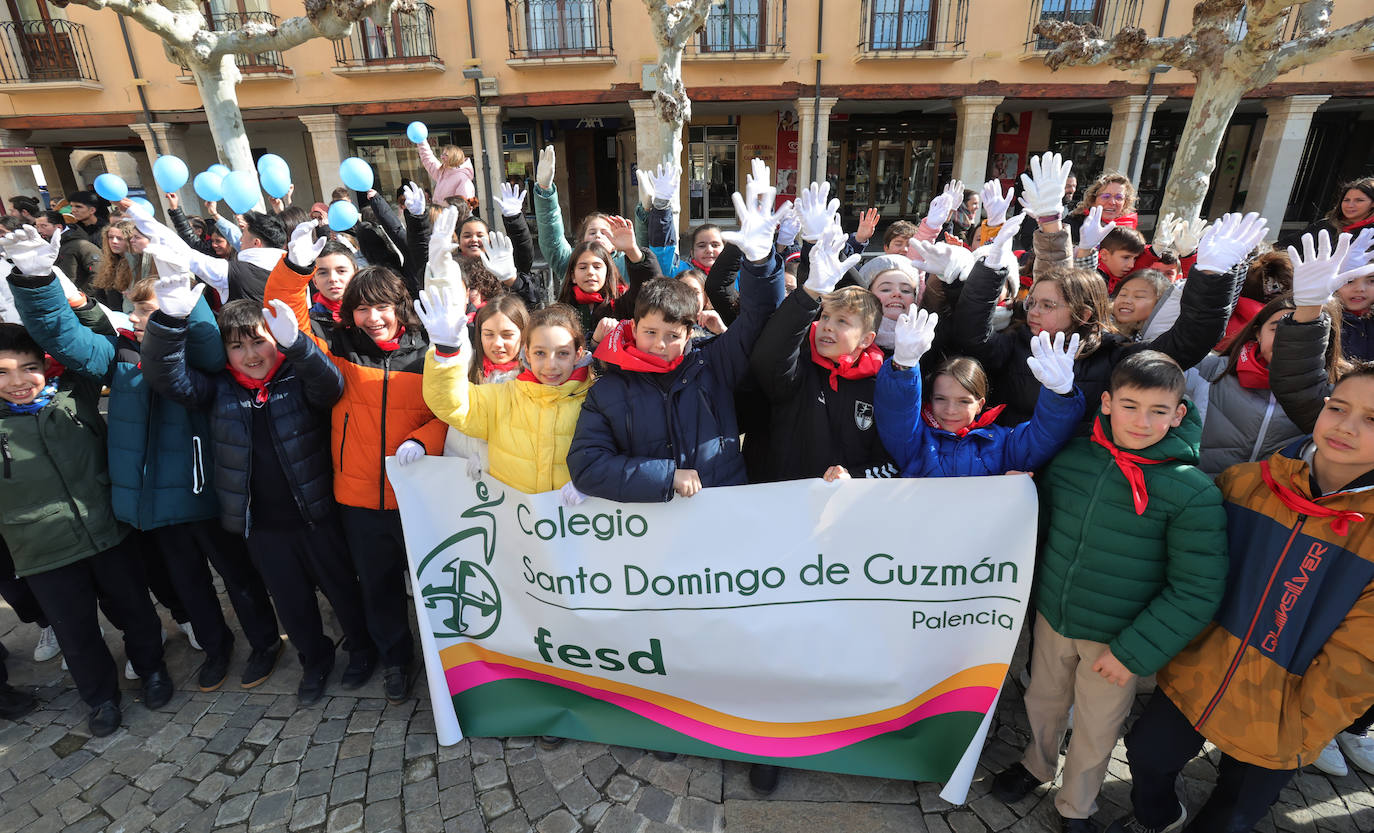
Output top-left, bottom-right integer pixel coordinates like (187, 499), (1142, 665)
(129, 197), (156, 216)
(94, 173), (128, 202)
(255, 153), (286, 175)
(328, 201), (359, 232)
(193, 171), (224, 202)
(338, 157), (374, 193)
(259, 161), (291, 200)
(207, 163), (230, 178)
(152, 155), (189, 193)
(406, 121), (428, 144)
(220, 170), (261, 214)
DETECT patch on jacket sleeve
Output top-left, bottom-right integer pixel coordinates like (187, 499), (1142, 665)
(854, 401), (873, 431)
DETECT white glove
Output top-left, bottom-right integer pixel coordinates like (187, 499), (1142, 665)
(1195, 212), (1268, 275)
(262, 298), (299, 349)
(144, 241), (194, 280)
(394, 439), (425, 466)
(497, 182), (526, 217)
(1170, 215), (1206, 258)
(982, 214), (1027, 274)
(151, 274), (207, 319)
(479, 231), (518, 283)
(465, 447), (486, 481)
(776, 204), (801, 248)
(560, 481), (587, 507)
(1018, 152), (1072, 220)
(804, 222), (860, 294)
(907, 240), (975, 285)
(427, 205), (463, 288)
(719, 160), (788, 262)
(287, 219), (325, 268)
(635, 168), (655, 212)
(402, 182), (427, 218)
(1151, 212), (1178, 254)
(535, 145), (555, 190)
(414, 284), (467, 351)
(980, 179), (1015, 228)
(1289, 231), (1374, 307)
(644, 162), (680, 209)
(1339, 227), (1374, 275)
(923, 179), (963, 231)
(1076, 205), (1117, 251)
(795, 181), (839, 243)
(1027, 330), (1079, 396)
(893, 305), (937, 368)
(0, 225), (61, 276)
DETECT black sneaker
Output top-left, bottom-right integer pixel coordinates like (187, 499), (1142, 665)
(297, 654), (335, 707)
(241, 639), (282, 689)
(142, 666), (174, 709)
(340, 650), (376, 690)
(1104, 804), (1187, 833)
(651, 750), (677, 761)
(196, 652), (231, 692)
(1062, 816), (1099, 833)
(0, 683), (38, 721)
(382, 664), (412, 704)
(749, 763), (780, 794)
(88, 699), (121, 737)
(990, 762), (1047, 803)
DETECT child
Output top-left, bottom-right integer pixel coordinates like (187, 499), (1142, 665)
(141, 279), (375, 706)
(883, 220), (920, 256)
(990, 351), (1228, 833)
(1106, 364), (1374, 833)
(415, 141), (475, 204)
(1334, 234), (1374, 361)
(532, 145), (629, 280)
(1110, 268), (1172, 339)
(555, 217), (661, 345)
(309, 241), (357, 325)
(1081, 226), (1146, 294)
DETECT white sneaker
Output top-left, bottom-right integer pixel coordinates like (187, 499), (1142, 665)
(1336, 730), (1374, 775)
(125, 660), (138, 680)
(1313, 738), (1348, 776)
(33, 626), (60, 662)
(179, 621), (202, 652)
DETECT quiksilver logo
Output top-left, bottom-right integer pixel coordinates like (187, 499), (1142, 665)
(1260, 541), (1326, 653)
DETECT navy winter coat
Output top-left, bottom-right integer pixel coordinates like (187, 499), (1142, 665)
(875, 359), (1084, 477)
(141, 311), (343, 537)
(568, 250), (785, 502)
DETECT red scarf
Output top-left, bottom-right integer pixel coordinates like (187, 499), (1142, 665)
(807, 323), (884, 391)
(1091, 416), (1172, 515)
(515, 365), (591, 385)
(313, 292), (342, 322)
(373, 325), (406, 352)
(482, 356), (520, 378)
(1260, 459), (1366, 536)
(1235, 341), (1270, 390)
(573, 285), (606, 306)
(593, 319), (686, 373)
(921, 403), (1006, 438)
(227, 351), (286, 405)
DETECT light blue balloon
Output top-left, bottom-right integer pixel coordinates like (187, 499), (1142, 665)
(255, 153), (286, 175)
(259, 162), (291, 199)
(328, 201), (359, 232)
(406, 121), (428, 144)
(94, 173), (128, 202)
(130, 197), (156, 216)
(207, 163), (230, 178)
(220, 170), (261, 214)
(193, 171), (224, 202)
(152, 155), (189, 193)
(338, 157), (373, 193)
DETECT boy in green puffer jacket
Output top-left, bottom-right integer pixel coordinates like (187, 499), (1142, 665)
(989, 350), (1228, 833)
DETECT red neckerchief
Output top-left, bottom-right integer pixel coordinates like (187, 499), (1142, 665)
(227, 351), (286, 405)
(807, 323), (884, 391)
(593, 319), (686, 373)
(373, 325), (407, 352)
(43, 356), (65, 380)
(1091, 416), (1172, 515)
(1342, 215), (1374, 234)
(1235, 341), (1270, 390)
(1260, 459), (1366, 536)
(921, 403), (1006, 438)
(466, 296), (487, 325)
(313, 292), (342, 322)
(690, 258), (712, 272)
(482, 356), (520, 378)
(573, 285), (606, 306)
(515, 365), (591, 385)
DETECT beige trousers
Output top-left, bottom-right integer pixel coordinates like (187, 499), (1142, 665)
(1020, 614), (1137, 819)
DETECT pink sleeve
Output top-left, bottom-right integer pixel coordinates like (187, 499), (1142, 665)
(416, 141), (441, 182)
(456, 161), (476, 199)
(913, 221), (939, 243)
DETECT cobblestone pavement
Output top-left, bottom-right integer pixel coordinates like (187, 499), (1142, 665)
(1, 600), (1371, 833)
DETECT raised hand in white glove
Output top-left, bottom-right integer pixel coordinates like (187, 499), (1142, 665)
(427, 205), (463, 287)
(498, 182), (526, 217)
(1077, 205), (1117, 251)
(1195, 212), (1267, 275)
(1027, 330), (1079, 396)
(151, 273), (206, 319)
(394, 439), (425, 466)
(893, 305), (938, 368)
(1018, 151), (1072, 220)
(924, 179), (963, 231)
(719, 161), (788, 262)
(1339, 227), (1374, 275)
(1289, 231), (1374, 307)
(907, 239), (976, 285)
(413, 284), (467, 352)
(776, 204), (801, 248)
(804, 222), (860, 295)
(1152, 212), (1178, 254)
(635, 168), (655, 212)
(262, 298), (299, 349)
(0, 225), (61, 276)
(480, 231), (518, 284)
(980, 179), (1015, 228)
(144, 241), (194, 280)
(535, 145), (556, 190)
(982, 213), (1028, 274)
(465, 447), (486, 482)
(560, 481), (587, 507)
(646, 162), (680, 209)
(795, 181), (840, 243)
(402, 182), (427, 217)
(287, 219), (325, 268)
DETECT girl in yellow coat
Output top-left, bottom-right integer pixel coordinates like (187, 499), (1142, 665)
(419, 283), (593, 498)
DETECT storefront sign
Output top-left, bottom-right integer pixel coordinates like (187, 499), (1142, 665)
(0, 147), (38, 166)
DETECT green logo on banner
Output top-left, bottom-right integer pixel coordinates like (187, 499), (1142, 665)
(417, 481), (506, 639)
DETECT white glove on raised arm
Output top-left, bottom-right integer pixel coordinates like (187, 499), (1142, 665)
(1195, 212), (1267, 275)
(427, 205), (463, 288)
(1289, 230), (1374, 307)
(804, 222), (860, 295)
(479, 231), (518, 284)
(796, 181), (840, 243)
(647, 162), (680, 209)
(980, 179), (1015, 228)
(0, 226), (61, 277)
(1339, 227), (1374, 275)
(151, 273), (206, 319)
(923, 179), (963, 231)
(1018, 152), (1072, 220)
(892, 305), (937, 368)
(981, 213), (1027, 274)
(144, 241), (194, 280)
(1027, 330), (1079, 396)
(402, 182), (427, 218)
(776, 204), (801, 248)
(497, 182), (526, 217)
(535, 145), (556, 191)
(719, 160), (787, 262)
(287, 219), (326, 268)
(907, 240), (976, 285)
(413, 284), (468, 352)
(1168, 215), (1206, 258)
(1076, 205), (1117, 251)
(465, 446), (486, 482)
(262, 298), (299, 349)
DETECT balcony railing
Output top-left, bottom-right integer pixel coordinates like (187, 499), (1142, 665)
(0, 19), (98, 84)
(1025, 0), (1143, 52)
(858, 0), (968, 54)
(178, 11), (289, 74)
(505, 0), (614, 60)
(685, 0), (786, 56)
(334, 3), (440, 68)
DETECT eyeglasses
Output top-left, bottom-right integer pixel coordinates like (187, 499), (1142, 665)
(1097, 194), (1127, 203)
(1021, 297), (1062, 313)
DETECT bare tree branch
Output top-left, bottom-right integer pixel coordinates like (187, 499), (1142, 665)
(1275, 12), (1374, 74)
(201, 0), (412, 61)
(1037, 22), (1192, 71)
(61, 0), (186, 44)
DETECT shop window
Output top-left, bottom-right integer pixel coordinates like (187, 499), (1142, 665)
(526, 0), (598, 54)
(351, 129), (472, 202)
(700, 0), (763, 52)
(688, 126), (738, 225)
(866, 0), (936, 51)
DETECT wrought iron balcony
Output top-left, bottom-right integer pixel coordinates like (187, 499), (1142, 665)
(685, 0), (787, 57)
(334, 3), (441, 70)
(1024, 0), (1144, 52)
(178, 11), (289, 76)
(505, 0), (614, 61)
(0, 19), (98, 85)
(858, 0), (969, 54)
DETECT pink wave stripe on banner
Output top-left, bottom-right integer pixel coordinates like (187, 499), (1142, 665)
(447, 660), (998, 757)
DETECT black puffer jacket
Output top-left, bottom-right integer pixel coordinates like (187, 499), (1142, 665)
(1270, 311), (1336, 434)
(141, 310), (343, 536)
